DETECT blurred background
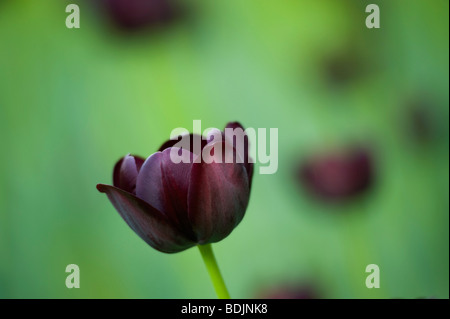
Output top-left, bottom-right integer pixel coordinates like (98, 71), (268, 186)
(0, 0), (448, 298)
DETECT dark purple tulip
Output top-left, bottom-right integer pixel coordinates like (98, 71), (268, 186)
(97, 122), (253, 253)
(298, 148), (373, 202)
(100, 0), (180, 31)
(404, 97), (435, 144)
(320, 45), (371, 89)
(257, 284), (320, 299)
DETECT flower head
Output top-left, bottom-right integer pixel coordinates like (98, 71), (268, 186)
(257, 283), (320, 299)
(97, 122), (253, 253)
(298, 147), (373, 202)
(100, 0), (181, 31)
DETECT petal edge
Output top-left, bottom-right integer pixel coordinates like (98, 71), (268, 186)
(97, 184), (195, 253)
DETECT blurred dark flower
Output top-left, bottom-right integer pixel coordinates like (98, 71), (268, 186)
(97, 122), (253, 253)
(409, 108), (431, 141)
(100, 0), (181, 31)
(298, 147), (373, 202)
(404, 98), (435, 144)
(257, 284), (320, 299)
(320, 46), (370, 88)
(324, 54), (363, 87)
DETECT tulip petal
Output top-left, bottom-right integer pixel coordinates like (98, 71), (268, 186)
(224, 121), (245, 132)
(135, 152), (166, 214)
(136, 149), (196, 239)
(224, 122), (254, 189)
(97, 184), (195, 253)
(160, 148), (197, 238)
(158, 134), (208, 156)
(188, 142), (250, 244)
(113, 154), (145, 194)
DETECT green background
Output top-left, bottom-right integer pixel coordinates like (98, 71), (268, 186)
(0, 0), (448, 298)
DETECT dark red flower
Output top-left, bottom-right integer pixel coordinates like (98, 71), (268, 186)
(404, 97), (436, 144)
(257, 284), (320, 299)
(298, 148), (373, 202)
(97, 122), (253, 253)
(100, 0), (181, 31)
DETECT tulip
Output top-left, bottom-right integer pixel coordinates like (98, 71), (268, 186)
(298, 148), (373, 202)
(404, 97), (435, 145)
(257, 284), (320, 299)
(99, 0), (181, 31)
(97, 122), (253, 298)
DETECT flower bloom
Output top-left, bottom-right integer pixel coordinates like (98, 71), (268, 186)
(100, 0), (181, 31)
(298, 148), (373, 202)
(97, 122), (253, 253)
(257, 283), (320, 299)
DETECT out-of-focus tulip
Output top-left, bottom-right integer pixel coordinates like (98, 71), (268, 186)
(257, 284), (320, 299)
(404, 97), (436, 145)
(97, 122), (253, 253)
(100, 0), (181, 31)
(298, 148), (373, 202)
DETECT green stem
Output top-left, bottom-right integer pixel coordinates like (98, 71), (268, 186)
(198, 244), (230, 299)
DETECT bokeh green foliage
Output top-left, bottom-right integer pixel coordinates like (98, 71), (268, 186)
(0, 0), (448, 298)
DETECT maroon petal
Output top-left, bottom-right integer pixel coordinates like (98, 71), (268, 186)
(245, 162), (254, 189)
(223, 122), (248, 159)
(135, 152), (166, 214)
(160, 148), (197, 237)
(225, 121), (245, 132)
(97, 184), (195, 253)
(223, 122), (254, 189)
(135, 149), (196, 239)
(158, 134), (208, 156)
(188, 142), (250, 244)
(113, 154), (145, 194)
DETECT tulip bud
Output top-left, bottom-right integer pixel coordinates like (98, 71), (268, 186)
(97, 122), (253, 253)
